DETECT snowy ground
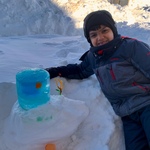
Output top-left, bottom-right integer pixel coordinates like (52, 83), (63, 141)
(0, 0), (150, 150)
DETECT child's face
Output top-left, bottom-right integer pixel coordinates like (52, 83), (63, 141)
(89, 25), (114, 47)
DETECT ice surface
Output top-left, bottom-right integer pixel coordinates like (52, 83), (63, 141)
(16, 68), (50, 110)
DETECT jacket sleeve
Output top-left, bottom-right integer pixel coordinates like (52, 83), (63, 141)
(128, 40), (150, 79)
(45, 51), (94, 79)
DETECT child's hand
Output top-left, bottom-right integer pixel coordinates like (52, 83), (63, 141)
(45, 67), (59, 79)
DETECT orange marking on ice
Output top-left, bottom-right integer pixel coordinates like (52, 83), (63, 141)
(36, 82), (42, 88)
(45, 144), (56, 150)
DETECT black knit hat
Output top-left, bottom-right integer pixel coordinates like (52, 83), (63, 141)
(83, 10), (118, 46)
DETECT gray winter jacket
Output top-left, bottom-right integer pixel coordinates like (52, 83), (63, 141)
(48, 35), (150, 117)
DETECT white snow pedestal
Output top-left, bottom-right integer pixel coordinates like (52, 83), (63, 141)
(2, 95), (89, 150)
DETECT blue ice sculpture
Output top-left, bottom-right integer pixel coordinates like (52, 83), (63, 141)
(16, 68), (50, 110)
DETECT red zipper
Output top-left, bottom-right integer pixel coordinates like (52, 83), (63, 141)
(110, 67), (116, 80)
(132, 82), (149, 91)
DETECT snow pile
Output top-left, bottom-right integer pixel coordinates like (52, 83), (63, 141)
(52, 0), (150, 29)
(0, 0), (149, 37)
(2, 95), (89, 150)
(0, 0), (76, 36)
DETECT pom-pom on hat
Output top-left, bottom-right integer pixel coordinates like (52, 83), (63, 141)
(83, 10), (118, 46)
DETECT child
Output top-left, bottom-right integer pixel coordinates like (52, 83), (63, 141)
(46, 10), (150, 150)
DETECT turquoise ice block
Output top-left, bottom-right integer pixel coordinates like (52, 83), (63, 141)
(16, 68), (50, 110)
